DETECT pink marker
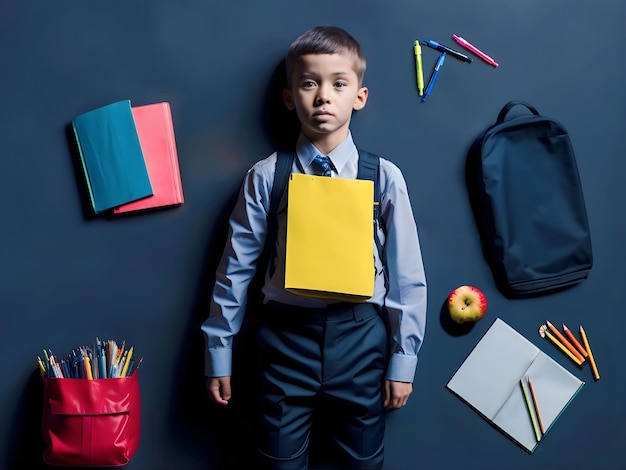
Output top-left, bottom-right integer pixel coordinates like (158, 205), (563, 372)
(452, 35), (499, 67)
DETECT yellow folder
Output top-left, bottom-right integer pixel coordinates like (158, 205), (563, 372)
(284, 173), (375, 302)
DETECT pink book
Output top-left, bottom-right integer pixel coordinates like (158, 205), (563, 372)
(114, 102), (184, 214)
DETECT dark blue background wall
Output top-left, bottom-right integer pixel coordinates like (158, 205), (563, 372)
(2, 2), (624, 469)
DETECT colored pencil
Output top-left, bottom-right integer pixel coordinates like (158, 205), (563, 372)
(545, 330), (584, 366)
(527, 377), (545, 435)
(546, 320), (585, 363)
(562, 323), (588, 358)
(580, 326), (600, 380)
(520, 378), (541, 442)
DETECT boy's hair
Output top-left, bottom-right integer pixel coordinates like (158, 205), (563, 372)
(285, 26), (367, 87)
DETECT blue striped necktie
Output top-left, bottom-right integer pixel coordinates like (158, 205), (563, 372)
(312, 155), (333, 177)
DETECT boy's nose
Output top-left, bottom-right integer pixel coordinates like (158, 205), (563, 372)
(315, 86), (331, 104)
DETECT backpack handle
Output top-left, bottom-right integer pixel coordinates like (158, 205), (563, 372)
(496, 100), (539, 124)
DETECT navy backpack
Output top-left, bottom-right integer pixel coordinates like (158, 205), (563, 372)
(466, 100), (593, 297)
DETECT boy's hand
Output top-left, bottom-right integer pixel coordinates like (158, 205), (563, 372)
(206, 376), (232, 405)
(383, 380), (412, 410)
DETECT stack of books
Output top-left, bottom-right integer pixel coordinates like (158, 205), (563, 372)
(71, 100), (184, 214)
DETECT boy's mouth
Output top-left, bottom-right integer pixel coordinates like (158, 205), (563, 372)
(313, 110), (332, 118)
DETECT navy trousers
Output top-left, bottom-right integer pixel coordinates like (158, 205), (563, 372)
(256, 301), (389, 470)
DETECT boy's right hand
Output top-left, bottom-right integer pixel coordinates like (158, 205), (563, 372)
(206, 376), (232, 405)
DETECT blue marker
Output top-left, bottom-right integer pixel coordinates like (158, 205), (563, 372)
(421, 39), (472, 63)
(422, 52), (446, 102)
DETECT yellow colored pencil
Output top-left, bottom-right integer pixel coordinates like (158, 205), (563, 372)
(546, 320), (585, 363)
(545, 330), (584, 366)
(37, 356), (46, 377)
(580, 326), (600, 380)
(120, 347), (133, 378)
(84, 355), (93, 380)
(520, 378), (541, 442)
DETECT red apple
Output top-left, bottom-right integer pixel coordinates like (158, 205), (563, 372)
(447, 285), (488, 323)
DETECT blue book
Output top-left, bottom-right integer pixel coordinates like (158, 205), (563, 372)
(72, 100), (153, 213)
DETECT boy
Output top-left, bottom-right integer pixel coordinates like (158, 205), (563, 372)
(202, 26), (427, 469)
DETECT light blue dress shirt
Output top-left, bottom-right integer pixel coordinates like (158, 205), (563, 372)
(202, 132), (427, 383)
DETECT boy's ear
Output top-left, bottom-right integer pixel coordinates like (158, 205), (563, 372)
(353, 86), (368, 111)
(283, 88), (295, 111)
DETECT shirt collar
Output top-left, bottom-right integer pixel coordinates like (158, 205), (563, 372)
(295, 132), (357, 175)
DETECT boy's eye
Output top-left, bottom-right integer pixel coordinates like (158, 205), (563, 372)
(334, 81), (347, 88)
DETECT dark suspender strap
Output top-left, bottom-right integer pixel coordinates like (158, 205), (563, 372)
(267, 151), (295, 275)
(356, 150), (381, 216)
(268, 149), (384, 273)
(357, 150), (384, 261)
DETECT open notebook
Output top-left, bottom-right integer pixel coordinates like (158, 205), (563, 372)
(447, 318), (584, 453)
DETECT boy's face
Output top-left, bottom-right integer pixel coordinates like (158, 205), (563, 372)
(283, 53), (368, 148)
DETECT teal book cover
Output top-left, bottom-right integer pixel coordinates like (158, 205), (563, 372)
(72, 100), (153, 213)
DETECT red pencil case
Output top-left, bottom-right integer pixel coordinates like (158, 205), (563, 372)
(41, 372), (141, 467)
